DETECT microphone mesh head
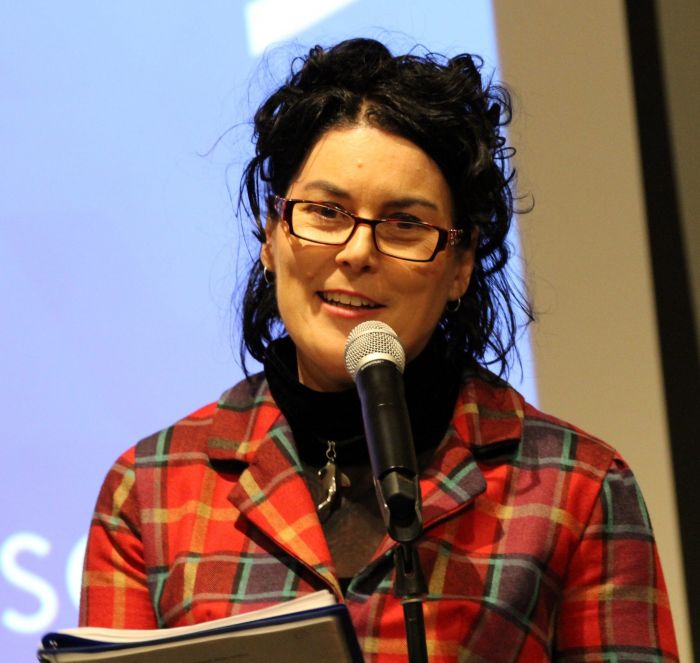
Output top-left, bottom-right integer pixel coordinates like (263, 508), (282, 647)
(344, 321), (405, 379)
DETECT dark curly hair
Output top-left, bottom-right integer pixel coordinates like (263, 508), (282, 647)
(238, 37), (532, 377)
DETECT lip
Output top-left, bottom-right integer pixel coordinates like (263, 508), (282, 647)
(317, 289), (385, 318)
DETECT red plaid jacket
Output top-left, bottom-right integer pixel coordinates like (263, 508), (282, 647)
(80, 373), (678, 661)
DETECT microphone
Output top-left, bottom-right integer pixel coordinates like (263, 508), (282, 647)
(344, 321), (422, 543)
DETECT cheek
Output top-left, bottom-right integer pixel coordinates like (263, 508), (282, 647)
(277, 236), (327, 273)
(392, 264), (452, 332)
(402, 261), (454, 301)
(274, 245), (329, 313)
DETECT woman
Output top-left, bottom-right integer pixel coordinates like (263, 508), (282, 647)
(80, 39), (679, 661)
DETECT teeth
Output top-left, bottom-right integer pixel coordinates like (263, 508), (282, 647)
(322, 292), (378, 308)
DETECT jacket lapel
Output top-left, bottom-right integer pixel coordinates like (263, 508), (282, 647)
(420, 374), (525, 527)
(205, 378), (341, 596)
(369, 432), (487, 561)
(370, 373), (525, 561)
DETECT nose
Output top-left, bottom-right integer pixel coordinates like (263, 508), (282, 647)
(334, 222), (378, 272)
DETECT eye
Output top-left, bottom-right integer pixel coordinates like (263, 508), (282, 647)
(396, 220), (420, 231)
(386, 213), (424, 229)
(304, 202), (343, 220)
(318, 205), (340, 219)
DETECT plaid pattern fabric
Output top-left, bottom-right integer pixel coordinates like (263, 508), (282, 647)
(80, 373), (678, 661)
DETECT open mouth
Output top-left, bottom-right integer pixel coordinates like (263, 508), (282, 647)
(318, 291), (383, 310)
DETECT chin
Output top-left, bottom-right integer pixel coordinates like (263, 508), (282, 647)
(292, 337), (349, 391)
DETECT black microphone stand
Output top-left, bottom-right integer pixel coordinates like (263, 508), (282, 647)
(375, 470), (429, 663)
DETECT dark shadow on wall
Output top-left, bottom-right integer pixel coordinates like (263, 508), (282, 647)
(625, 0), (700, 657)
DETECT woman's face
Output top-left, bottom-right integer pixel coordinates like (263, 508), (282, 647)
(261, 124), (475, 391)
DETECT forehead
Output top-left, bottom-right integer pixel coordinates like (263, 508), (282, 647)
(288, 125), (453, 216)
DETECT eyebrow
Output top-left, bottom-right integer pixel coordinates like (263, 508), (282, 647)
(301, 180), (349, 198)
(300, 179), (440, 212)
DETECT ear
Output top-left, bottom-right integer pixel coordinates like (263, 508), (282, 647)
(447, 229), (478, 301)
(259, 219), (275, 272)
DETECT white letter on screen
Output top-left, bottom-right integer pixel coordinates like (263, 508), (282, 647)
(0, 532), (58, 634)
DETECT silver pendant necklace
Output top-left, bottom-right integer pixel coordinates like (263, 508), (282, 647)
(316, 440), (351, 523)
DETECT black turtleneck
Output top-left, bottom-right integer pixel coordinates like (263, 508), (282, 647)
(263, 333), (461, 589)
(264, 332), (461, 469)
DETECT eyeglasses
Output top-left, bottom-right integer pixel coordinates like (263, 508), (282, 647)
(273, 196), (465, 262)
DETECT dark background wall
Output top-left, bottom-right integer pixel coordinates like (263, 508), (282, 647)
(628, 0), (700, 659)
(657, 1), (700, 353)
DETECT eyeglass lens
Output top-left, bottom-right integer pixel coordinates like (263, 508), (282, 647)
(291, 202), (439, 261)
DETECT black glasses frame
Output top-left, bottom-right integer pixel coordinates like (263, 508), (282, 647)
(272, 195), (465, 263)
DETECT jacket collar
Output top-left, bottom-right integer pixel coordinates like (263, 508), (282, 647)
(205, 371), (525, 462)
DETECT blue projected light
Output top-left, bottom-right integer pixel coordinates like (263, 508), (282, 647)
(0, 2), (535, 659)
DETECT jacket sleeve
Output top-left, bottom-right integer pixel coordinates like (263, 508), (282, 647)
(79, 447), (158, 628)
(555, 453), (679, 661)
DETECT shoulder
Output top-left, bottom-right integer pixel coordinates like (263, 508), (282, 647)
(521, 400), (618, 480)
(461, 372), (648, 538)
(121, 372), (276, 467)
(460, 370), (619, 480)
(95, 373), (279, 505)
